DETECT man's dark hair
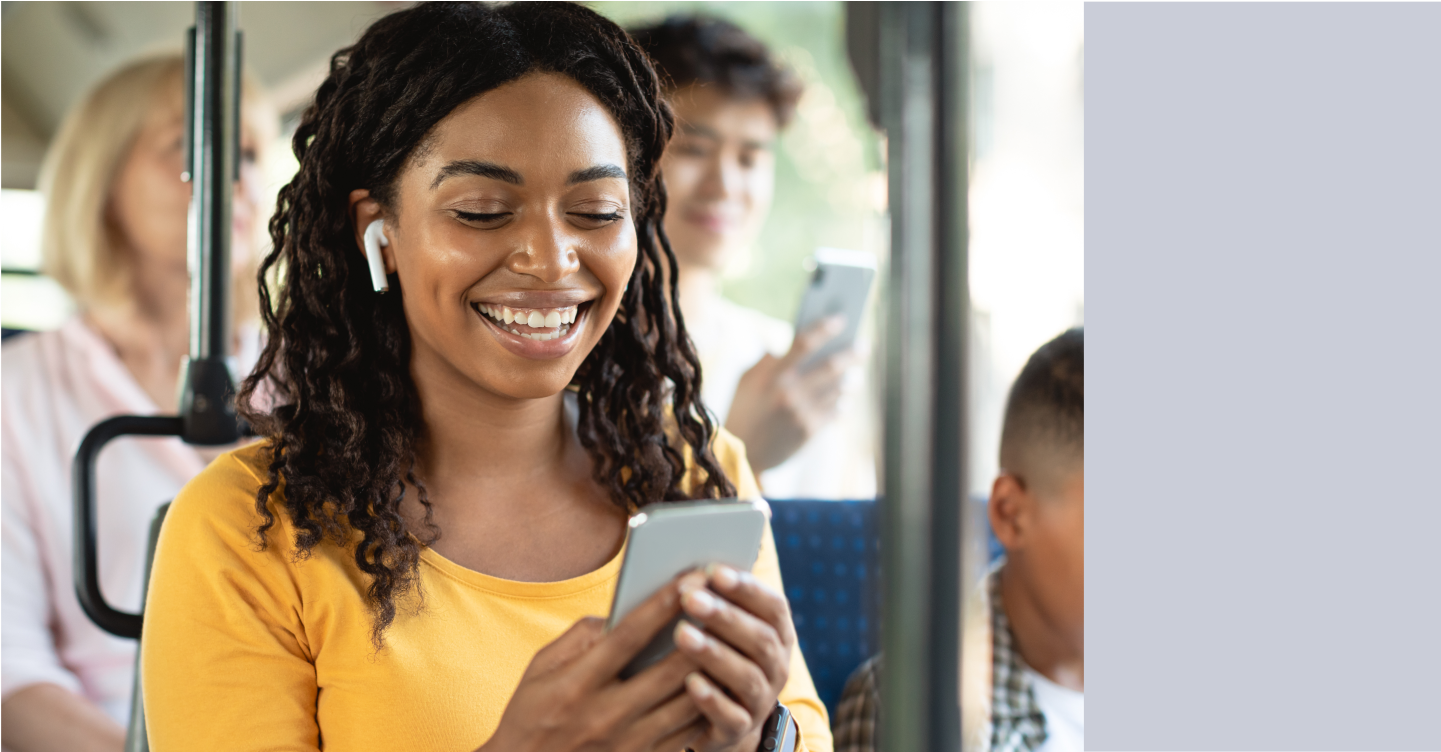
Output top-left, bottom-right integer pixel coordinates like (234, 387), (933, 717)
(629, 15), (803, 127)
(999, 328), (1084, 492)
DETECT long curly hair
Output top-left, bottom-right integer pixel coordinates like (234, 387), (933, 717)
(238, 1), (736, 642)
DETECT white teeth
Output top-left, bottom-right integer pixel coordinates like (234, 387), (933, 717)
(479, 303), (581, 336)
(513, 327), (571, 342)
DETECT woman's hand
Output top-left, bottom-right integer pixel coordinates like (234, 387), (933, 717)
(478, 572), (709, 752)
(672, 565), (798, 752)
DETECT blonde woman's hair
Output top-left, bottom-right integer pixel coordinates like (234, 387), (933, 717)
(37, 54), (274, 318)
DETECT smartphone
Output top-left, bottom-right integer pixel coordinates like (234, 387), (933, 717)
(794, 247), (877, 370)
(606, 499), (768, 679)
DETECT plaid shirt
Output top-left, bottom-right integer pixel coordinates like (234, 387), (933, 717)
(831, 563), (1048, 752)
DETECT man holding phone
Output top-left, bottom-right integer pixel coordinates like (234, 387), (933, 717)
(631, 16), (876, 499)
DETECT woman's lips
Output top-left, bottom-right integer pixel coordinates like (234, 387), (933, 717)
(472, 301), (591, 359)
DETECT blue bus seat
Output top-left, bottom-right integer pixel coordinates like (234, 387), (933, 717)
(768, 499), (880, 716)
(768, 497), (1002, 717)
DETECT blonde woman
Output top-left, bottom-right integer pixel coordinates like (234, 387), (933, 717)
(0, 55), (273, 752)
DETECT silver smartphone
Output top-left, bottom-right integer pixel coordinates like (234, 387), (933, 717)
(793, 247), (877, 370)
(606, 499), (768, 679)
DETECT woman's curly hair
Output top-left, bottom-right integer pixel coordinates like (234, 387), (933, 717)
(238, 1), (736, 643)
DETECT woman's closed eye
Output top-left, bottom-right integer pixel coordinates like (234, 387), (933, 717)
(567, 205), (625, 229)
(453, 209), (512, 227)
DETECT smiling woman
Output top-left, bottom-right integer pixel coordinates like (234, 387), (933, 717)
(139, 4), (829, 752)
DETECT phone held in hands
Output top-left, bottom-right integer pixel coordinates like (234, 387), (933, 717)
(793, 247), (877, 370)
(606, 499), (768, 679)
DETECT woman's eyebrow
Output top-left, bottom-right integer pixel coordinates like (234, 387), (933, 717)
(431, 160), (523, 189)
(568, 164), (627, 184)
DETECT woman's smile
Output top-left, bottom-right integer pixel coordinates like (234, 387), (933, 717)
(472, 296), (595, 359)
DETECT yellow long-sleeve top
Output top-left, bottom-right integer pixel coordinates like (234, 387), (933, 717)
(142, 433), (832, 752)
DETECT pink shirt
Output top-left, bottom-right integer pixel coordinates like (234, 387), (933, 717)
(1, 318), (255, 722)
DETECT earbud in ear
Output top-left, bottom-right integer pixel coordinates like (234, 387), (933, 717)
(362, 219), (390, 293)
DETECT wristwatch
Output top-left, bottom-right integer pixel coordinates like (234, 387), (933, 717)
(758, 703), (796, 752)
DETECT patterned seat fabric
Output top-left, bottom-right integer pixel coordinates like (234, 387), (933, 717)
(770, 497), (1002, 717)
(769, 499), (880, 716)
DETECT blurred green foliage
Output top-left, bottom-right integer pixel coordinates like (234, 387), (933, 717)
(593, 1), (885, 323)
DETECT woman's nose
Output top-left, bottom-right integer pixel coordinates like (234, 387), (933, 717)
(505, 217), (581, 284)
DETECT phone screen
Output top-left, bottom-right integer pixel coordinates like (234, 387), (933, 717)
(607, 500), (767, 678)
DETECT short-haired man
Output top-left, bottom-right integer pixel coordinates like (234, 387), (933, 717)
(630, 16), (875, 498)
(832, 328), (1084, 752)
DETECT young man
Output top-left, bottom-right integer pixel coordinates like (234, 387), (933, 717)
(630, 16), (876, 498)
(832, 328), (1084, 752)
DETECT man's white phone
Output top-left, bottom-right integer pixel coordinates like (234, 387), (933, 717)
(793, 247), (876, 370)
(606, 499), (768, 679)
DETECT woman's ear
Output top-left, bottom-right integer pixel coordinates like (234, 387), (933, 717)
(348, 189), (396, 276)
(988, 472), (1033, 553)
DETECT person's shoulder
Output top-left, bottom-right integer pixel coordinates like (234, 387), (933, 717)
(672, 424), (761, 499)
(1, 326), (54, 386)
(164, 440), (284, 549)
(833, 654), (882, 752)
(709, 426), (754, 483)
(1, 318), (108, 390)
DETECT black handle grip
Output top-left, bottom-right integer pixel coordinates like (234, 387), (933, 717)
(73, 415), (185, 639)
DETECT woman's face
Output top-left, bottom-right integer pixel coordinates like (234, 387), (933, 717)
(107, 81), (263, 281)
(375, 72), (636, 402)
(659, 85), (778, 273)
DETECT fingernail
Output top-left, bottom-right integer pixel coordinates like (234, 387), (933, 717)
(686, 672), (712, 700)
(683, 588), (719, 617)
(711, 565), (740, 591)
(675, 620), (706, 651)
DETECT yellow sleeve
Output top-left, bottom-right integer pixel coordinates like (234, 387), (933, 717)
(714, 429), (834, 752)
(141, 447), (321, 751)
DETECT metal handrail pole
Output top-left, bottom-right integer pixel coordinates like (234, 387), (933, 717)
(72, 0), (243, 640)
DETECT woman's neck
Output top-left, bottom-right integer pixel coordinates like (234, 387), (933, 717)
(416, 383), (574, 492)
(86, 259), (191, 411)
(409, 370), (626, 581)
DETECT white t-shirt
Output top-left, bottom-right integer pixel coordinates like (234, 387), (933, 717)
(1026, 667), (1084, 752)
(686, 296), (877, 499)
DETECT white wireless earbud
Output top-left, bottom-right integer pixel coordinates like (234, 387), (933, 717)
(362, 219), (390, 293)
